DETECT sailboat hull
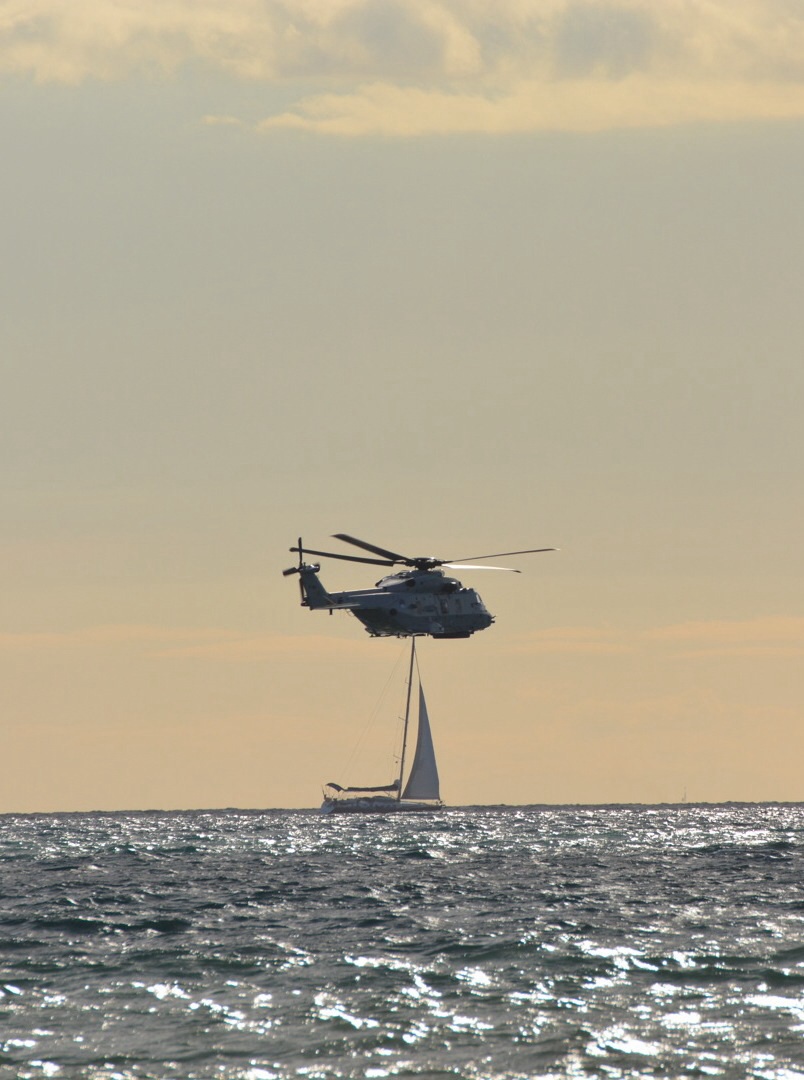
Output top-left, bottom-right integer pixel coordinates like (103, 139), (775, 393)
(321, 796), (442, 815)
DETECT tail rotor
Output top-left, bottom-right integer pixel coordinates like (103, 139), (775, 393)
(282, 537), (308, 602)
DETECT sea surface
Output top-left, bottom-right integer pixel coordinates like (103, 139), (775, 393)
(1, 805), (803, 1079)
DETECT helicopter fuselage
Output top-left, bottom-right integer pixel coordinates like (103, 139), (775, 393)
(297, 564), (494, 638)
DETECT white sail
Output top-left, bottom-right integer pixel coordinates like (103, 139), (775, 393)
(401, 684), (440, 801)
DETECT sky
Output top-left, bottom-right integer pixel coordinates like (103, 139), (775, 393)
(2, 0), (804, 812)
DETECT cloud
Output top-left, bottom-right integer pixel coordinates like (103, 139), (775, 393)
(512, 616), (804, 659)
(253, 76), (804, 136)
(157, 633), (378, 660)
(647, 616), (804, 657)
(3, 1), (804, 134)
(201, 113), (244, 128)
(512, 625), (633, 654)
(0, 624), (381, 661)
(0, 624), (231, 652)
(648, 616), (804, 644)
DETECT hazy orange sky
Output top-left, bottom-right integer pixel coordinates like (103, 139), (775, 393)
(3, 0), (804, 811)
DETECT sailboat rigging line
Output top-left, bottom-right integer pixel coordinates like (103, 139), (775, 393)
(337, 640), (409, 785)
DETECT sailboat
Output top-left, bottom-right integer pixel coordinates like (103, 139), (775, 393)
(320, 639), (443, 814)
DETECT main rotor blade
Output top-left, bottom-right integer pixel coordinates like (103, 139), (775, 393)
(443, 563), (522, 572)
(290, 545), (394, 567)
(447, 547), (557, 562)
(332, 533), (409, 564)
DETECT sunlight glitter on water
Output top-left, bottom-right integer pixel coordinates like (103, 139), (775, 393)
(2, 805), (804, 1078)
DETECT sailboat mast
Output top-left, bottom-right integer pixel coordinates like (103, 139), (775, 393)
(396, 638), (416, 801)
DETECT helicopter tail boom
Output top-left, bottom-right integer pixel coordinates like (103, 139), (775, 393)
(296, 565), (335, 609)
(285, 564), (382, 611)
(282, 536), (339, 610)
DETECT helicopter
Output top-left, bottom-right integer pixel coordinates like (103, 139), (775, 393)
(283, 533), (556, 639)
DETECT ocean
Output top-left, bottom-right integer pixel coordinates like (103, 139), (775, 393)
(1, 805), (803, 1079)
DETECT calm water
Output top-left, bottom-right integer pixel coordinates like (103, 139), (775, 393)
(1, 805), (803, 1079)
